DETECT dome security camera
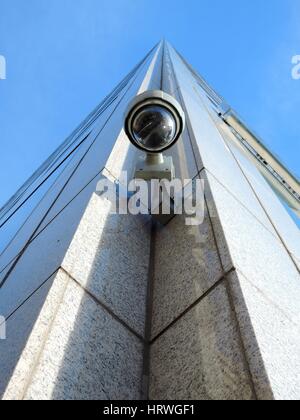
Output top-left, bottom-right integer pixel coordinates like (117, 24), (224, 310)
(124, 90), (185, 181)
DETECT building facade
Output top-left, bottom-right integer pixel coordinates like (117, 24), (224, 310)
(0, 41), (300, 400)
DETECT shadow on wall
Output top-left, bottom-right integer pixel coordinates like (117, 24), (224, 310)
(0, 274), (56, 397)
(47, 191), (274, 400)
(48, 147), (151, 400)
(0, 135), (274, 400)
(49, 214), (149, 400)
(48, 191), (272, 399)
(0, 131), (148, 399)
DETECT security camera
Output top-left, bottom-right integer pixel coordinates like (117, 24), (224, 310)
(125, 90), (185, 153)
(124, 90), (185, 181)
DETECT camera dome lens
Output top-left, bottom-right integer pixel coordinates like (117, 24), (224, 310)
(131, 105), (177, 152)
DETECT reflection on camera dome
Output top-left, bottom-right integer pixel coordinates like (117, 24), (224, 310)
(132, 105), (176, 152)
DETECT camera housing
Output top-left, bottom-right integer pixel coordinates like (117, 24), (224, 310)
(124, 90), (185, 181)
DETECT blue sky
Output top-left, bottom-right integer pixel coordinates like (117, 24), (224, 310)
(0, 0), (299, 223)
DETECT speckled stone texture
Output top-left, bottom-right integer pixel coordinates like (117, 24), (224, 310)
(3, 41), (300, 402)
(150, 282), (255, 400)
(62, 193), (151, 337)
(151, 206), (223, 339)
(295, 256), (300, 271)
(227, 270), (300, 400)
(0, 271), (60, 399)
(221, 127), (300, 264)
(23, 273), (144, 400)
(202, 169), (300, 327)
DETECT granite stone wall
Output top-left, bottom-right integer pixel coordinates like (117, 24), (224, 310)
(1, 41), (300, 400)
